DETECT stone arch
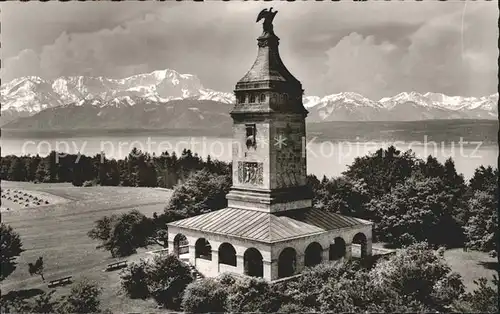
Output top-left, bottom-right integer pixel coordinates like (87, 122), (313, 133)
(249, 93), (256, 103)
(260, 93), (266, 103)
(244, 248), (263, 277)
(329, 237), (346, 260)
(218, 242), (237, 266)
(304, 242), (322, 268)
(237, 94), (245, 104)
(278, 247), (297, 278)
(172, 233), (189, 258)
(353, 232), (368, 258)
(195, 238), (212, 260)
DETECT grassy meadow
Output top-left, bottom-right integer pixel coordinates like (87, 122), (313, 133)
(1, 181), (170, 312)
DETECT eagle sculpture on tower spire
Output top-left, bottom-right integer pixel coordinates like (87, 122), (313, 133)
(256, 7), (278, 34)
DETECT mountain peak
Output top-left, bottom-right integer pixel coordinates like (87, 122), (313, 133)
(0, 71), (497, 127)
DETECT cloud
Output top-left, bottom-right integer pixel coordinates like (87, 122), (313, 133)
(3, 49), (42, 80)
(322, 2), (498, 99)
(323, 33), (400, 99)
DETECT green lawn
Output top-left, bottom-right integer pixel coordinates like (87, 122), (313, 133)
(1, 181), (172, 312)
(443, 248), (498, 292)
(373, 242), (498, 292)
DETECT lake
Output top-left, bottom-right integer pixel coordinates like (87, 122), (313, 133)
(1, 134), (497, 180)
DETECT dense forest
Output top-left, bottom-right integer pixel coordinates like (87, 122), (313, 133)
(1, 146), (497, 253)
(0, 148), (230, 188)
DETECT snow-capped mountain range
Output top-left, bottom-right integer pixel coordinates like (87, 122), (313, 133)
(1, 69), (497, 129)
(1, 69), (233, 113)
(304, 91), (497, 122)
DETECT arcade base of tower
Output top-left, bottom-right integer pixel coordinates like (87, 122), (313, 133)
(167, 207), (373, 281)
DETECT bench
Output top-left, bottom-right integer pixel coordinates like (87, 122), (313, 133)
(105, 261), (128, 271)
(48, 276), (72, 288)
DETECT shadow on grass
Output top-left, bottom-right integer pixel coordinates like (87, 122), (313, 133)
(478, 261), (498, 270)
(1, 288), (45, 302)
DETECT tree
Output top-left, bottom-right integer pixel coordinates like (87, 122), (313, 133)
(107, 210), (153, 257)
(35, 160), (50, 183)
(146, 254), (194, 309)
(28, 256), (45, 281)
(165, 169), (231, 216)
(181, 278), (228, 313)
(312, 177), (371, 219)
(343, 146), (417, 197)
(46, 151), (59, 183)
(58, 278), (102, 313)
(464, 190), (498, 254)
(442, 158), (468, 228)
(88, 211), (154, 257)
(1, 223), (24, 281)
(88, 215), (116, 244)
(72, 160), (84, 186)
(8, 157), (27, 181)
(26, 155), (42, 182)
(108, 160), (121, 186)
(467, 166), (498, 196)
(368, 175), (463, 247)
(370, 242), (465, 311)
(98, 155), (110, 186)
(455, 276), (499, 313)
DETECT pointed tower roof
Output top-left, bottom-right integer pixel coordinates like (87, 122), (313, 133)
(232, 14), (307, 116)
(237, 31), (301, 89)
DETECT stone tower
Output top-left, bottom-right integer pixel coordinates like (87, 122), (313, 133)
(225, 24), (312, 213)
(168, 10), (373, 281)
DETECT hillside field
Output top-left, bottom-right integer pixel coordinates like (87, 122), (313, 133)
(1, 181), (171, 312)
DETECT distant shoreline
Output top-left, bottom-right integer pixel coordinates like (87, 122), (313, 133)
(1, 119), (497, 146)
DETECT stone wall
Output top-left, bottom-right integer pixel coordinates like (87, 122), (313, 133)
(231, 122), (270, 190)
(269, 115), (307, 190)
(168, 223), (372, 281)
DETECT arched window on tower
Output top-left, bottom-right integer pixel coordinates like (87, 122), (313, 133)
(279, 94), (284, 103)
(260, 93), (266, 103)
(270, 93), (277, 104)
(249, 94), (256, 103)
(246, 124), (256, 148)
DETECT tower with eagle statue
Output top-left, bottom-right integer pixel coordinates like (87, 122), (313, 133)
(167, 8), (373, 281)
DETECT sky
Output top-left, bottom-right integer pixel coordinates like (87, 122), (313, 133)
(1, 1), (498, 99)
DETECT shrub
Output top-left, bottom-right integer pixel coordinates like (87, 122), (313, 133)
(182, 278), (228, 313)
(370, 242), (465, 311)
(57, 278), (102, 313)
(226, 277), (282, 313)
(147, 254), (194, 309)
(120, 260), (150, 299)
